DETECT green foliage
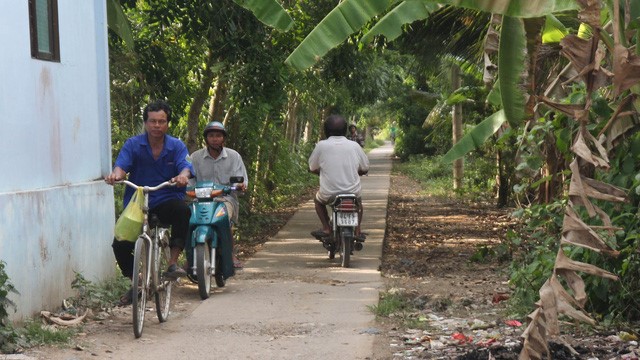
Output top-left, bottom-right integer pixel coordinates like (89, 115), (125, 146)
(469, 245), (495, 263)
(396, 153), (497, 201)
(0, 325), (18, 354)
(460, 153), (499, 202)
(394, 125), (437, 160)
(507, 200), (565, 316)
(70, 272), (130, 311)
(0, 262), (17, 326)
(575, 133), (640, 322)
(395, 155), (453, 197)
(0, 261), (18, 353)
(0, 265), (85, 353)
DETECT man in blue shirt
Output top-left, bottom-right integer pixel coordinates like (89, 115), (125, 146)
(105, 100), (193, 305)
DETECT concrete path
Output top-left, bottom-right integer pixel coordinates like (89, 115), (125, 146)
(30, 142), (394, 360)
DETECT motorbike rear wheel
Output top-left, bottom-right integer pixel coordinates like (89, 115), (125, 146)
(214, 252), (225, 288)
(132, 237), (149, 338)
(196, 243), (212, 300)
(339, 228), (352, 268)
(154, 228), (172, 322)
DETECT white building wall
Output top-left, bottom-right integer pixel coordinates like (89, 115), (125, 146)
(0, 1), (115, 320)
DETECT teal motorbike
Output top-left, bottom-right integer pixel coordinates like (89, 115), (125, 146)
(185, 176), (243, 299)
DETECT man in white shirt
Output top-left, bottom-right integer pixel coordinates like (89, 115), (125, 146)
(308, 114), (370, 240)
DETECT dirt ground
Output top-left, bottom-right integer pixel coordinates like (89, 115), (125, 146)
(373, 172), (639, 359)
(371, 171), (517, 359)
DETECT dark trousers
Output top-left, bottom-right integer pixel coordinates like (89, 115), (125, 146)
(112, 199), (190, 279)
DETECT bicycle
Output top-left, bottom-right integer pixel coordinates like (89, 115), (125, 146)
(117, 180), (175, 338)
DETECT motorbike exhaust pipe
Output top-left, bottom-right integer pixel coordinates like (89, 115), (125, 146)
(353, 242), (363, 251)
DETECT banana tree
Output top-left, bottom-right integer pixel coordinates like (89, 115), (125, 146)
(285, 0), (640, 358)
(284, 0), (578, 167)
(283, 0), (577, 208)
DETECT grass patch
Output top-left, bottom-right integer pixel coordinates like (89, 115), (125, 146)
(394, 155), (454, 197)
(369, 292), (409, 317)
(370, 290), (431, 330)
(394, 153), (497, 202)
(19, 321), (77, 347)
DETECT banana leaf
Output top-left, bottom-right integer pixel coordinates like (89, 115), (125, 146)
(285, 0), (392, 71)
(286, 0), (578, 71)
(360, 0), (440, 43)
(232, 0), (294, 31)
(440, 0), (578, 18)
(106, 0), (133, 50)
(542, 14), (568, 43)
(441, 110), (507, 163)
(499, 16), (526, 127)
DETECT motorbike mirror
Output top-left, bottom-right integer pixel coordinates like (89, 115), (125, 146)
(229, 176), (244, 184)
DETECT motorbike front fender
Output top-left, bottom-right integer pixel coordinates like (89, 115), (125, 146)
(190, 226), (215, 247)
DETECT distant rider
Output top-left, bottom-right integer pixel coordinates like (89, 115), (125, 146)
(308, 114), (369, 241)
(346, 123), (365, 148)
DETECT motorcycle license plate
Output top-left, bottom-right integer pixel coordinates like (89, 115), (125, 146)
(336, 212), (358, 226)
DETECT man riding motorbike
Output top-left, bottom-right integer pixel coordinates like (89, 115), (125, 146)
(189, 121), (248, 268)
(308, 114), (369, 241)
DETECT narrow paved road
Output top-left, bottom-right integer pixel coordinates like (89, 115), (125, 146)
(23, 143), (393, 360)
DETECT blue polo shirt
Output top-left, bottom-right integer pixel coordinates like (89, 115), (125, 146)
(115, 133), (194, 209)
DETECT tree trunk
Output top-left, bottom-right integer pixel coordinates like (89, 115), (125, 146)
(496, 149), (509, 207)
(186, 51), (217, 153)
(251, 114), (271, 209)
(208, 74), (229, 123)
(285, 91), (299, 152)
(451, 64), (463, 190)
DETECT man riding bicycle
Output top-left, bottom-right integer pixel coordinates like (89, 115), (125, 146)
(105, 100), (193, 306)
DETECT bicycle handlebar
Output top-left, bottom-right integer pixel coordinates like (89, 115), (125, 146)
(116, 180), (176, 192)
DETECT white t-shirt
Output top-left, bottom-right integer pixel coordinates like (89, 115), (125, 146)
(308, 136), (369, 200)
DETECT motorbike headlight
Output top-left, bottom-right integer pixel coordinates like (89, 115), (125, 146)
(195, 187), (214, 198)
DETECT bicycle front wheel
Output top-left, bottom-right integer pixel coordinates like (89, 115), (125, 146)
(155, 228), (172, 322)
(132, 237), (149, 338)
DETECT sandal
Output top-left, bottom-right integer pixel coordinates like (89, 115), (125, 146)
(311, 229), (331, 239)
(233, 258), (244, 269)
(117, 287), (134, 307)
(163, 264), (187, 279)
(354, 233), (366, 242)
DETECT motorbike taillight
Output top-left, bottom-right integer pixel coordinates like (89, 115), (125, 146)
(335, 199), (357, 212)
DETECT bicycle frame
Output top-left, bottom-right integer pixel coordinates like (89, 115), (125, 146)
(117, 180), (174, 338)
